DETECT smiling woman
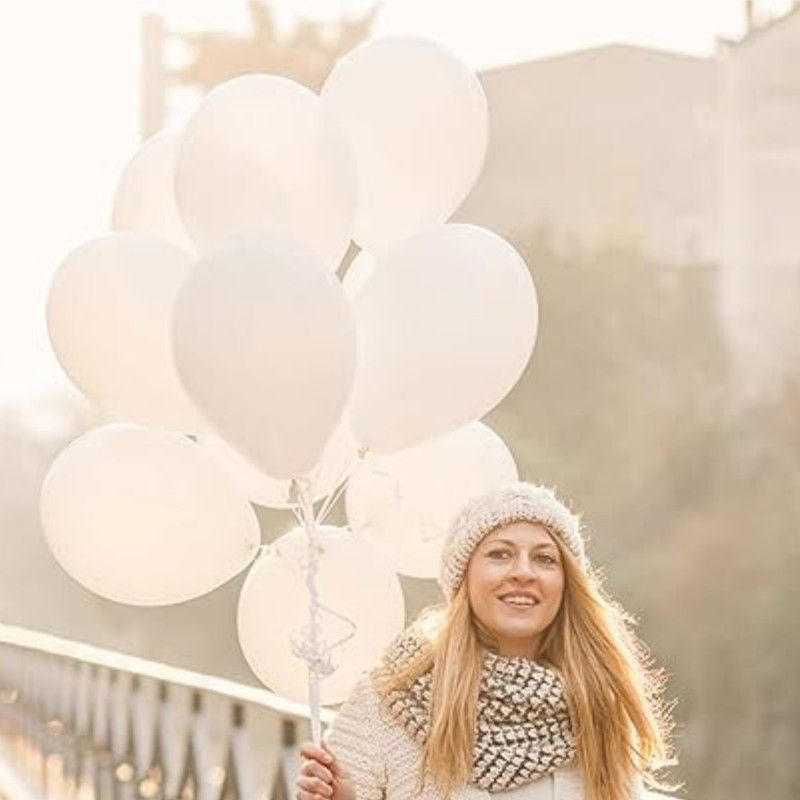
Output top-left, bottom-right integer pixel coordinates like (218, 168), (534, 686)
(297, 482), (677, 800)
(466, 522), (567, 659)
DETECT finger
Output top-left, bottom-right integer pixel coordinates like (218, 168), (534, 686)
(296, 791), (327, 800)
(298, 777), (333, 797)
(300, 761), (333, 783)
(300, 744), (333, 766)
(296, 789), (330, 800)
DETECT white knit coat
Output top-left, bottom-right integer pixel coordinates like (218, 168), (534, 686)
(324, 676), (672, 800)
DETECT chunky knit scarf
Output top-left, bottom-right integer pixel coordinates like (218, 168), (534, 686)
(372, 628), (577, 793)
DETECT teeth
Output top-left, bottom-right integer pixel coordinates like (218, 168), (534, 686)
(502, 596), (536, 606)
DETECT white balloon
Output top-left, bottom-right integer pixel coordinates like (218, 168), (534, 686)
(46, 234), (204, 432)
(237, 526), (405, 705)
(346, 422), (518, 577)
(172, 236), (357, 478)
(199, 422), (361, 509)
(111, 129), (195, 253)
(40, 425), (261, 606)
(349, 224), (538, 453)
(176, 74), (357, 270)
(322, 37), (488, 251)
(341, 249), (375, 303)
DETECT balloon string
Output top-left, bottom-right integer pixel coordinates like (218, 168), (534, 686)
(283, 453), (366, 740)
(257, 544), (357, 655)
(316, 447), (369, 526)
(316, 602), (357, 651)
(293, 478), (323, 744)
(290, 502), (305, 528)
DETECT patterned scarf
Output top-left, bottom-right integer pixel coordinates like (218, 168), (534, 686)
(372, 627), (576, 793)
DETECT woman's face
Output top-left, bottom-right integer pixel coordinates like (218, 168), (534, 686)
(466, 521), (565, 659)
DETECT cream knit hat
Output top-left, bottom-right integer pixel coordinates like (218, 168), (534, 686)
(438, 481), (588, 600)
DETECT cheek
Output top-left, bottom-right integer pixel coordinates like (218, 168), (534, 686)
(466, 558), (503, 596)
(542, 571), (566, 613)
(466, 570), (486, 610)
(466, 567), (498, 621)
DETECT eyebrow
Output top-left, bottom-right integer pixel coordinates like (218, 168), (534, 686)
(483, 538), (557, 551)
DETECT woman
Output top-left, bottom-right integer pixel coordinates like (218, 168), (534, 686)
(296, 482), (676, 800)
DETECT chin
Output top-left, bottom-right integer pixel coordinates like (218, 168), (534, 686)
(496, 622), (544, 640)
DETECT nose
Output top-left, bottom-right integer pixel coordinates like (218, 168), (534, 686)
(508, 554), (537, 581)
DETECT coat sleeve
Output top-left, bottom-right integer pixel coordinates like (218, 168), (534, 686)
(323, 675), (388, 800)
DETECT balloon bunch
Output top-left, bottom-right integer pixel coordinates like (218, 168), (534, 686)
(40, 37), (538, 738)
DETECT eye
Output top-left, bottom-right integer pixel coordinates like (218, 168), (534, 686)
(486, 549), (511, 560)
(536, 553), (558, 566)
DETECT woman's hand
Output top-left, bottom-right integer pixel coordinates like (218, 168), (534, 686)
(297, 742), (356, 800)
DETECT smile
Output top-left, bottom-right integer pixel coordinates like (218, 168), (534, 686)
(498, 593), (540, 608)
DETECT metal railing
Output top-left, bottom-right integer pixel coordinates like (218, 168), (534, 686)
(0, 624), (334, 800)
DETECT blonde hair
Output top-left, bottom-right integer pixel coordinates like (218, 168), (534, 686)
(374, 536), (677, 800)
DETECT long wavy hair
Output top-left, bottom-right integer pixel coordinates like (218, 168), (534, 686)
(373, 534), (677, 800)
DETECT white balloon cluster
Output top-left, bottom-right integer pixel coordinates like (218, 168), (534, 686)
(40, 38), (537, 719)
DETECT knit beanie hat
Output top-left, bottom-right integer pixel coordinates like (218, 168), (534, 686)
(438, 481), (588, 600)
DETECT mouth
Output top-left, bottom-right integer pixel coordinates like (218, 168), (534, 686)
(497, 592), (541, 609)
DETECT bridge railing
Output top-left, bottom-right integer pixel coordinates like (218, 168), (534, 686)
(0, 624), (334, 800)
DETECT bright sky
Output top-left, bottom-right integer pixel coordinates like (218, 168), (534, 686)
(0, 0), (772, 417)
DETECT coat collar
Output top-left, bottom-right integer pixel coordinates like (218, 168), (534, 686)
(553, 765), (584, 800)
(450, 765), (584, 800)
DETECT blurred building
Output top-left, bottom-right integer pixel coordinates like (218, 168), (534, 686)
(457, 44), (721, 266)
(719, 7), (800, 406)
(141, 0), (378, 137)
